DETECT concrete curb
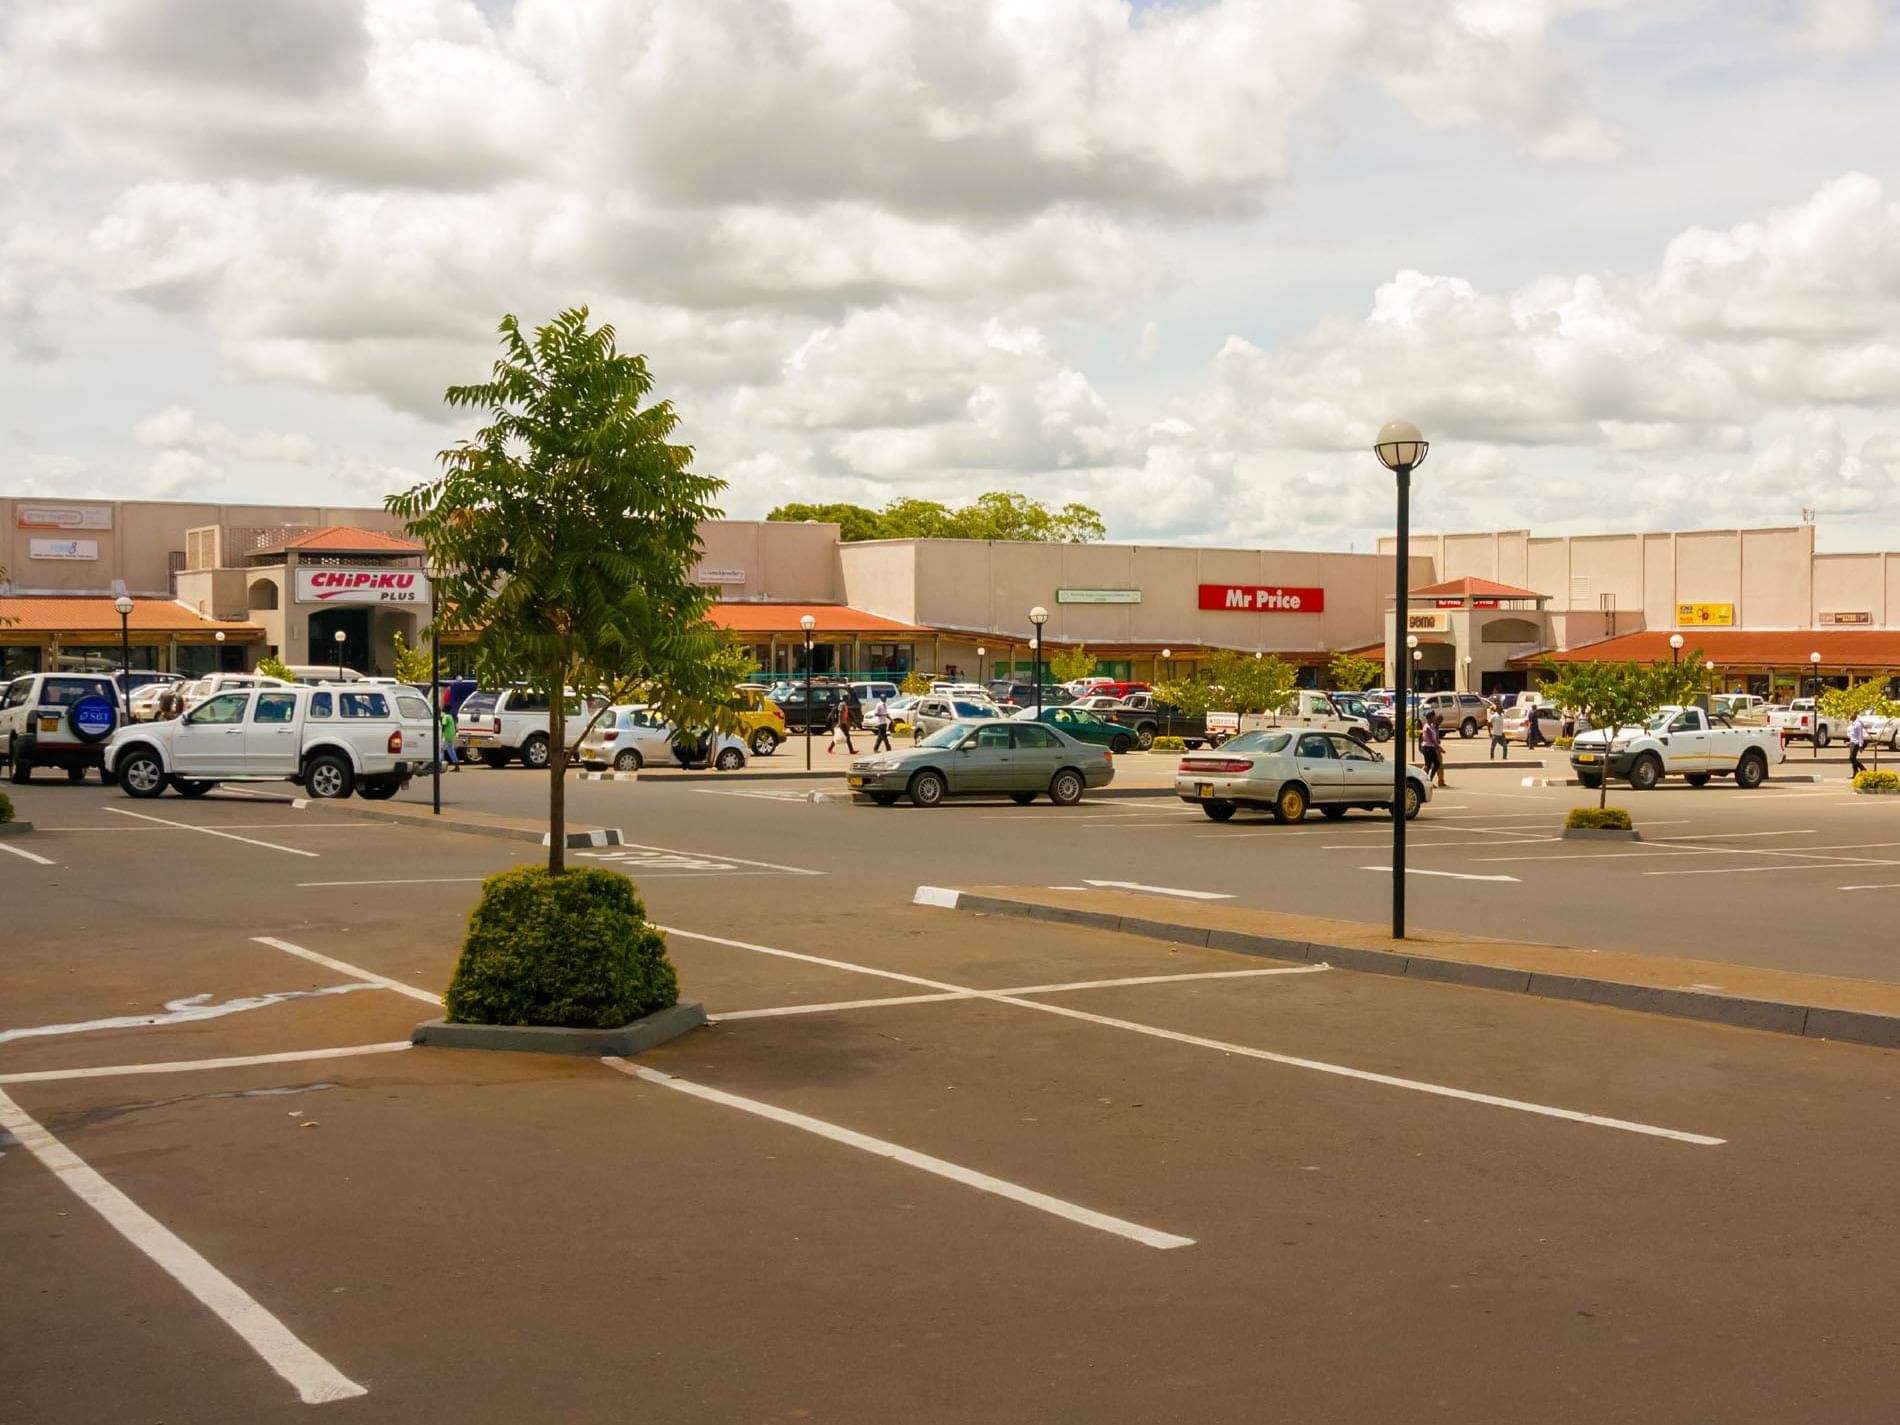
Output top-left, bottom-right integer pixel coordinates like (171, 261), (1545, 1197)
(412, 1002), (706, 1056)
(574, 770), (640, 782)
(543, 828), (624, 848)
(1521, 774), (1827, 788)
(0, 820), (37, 837)
(913, 887), (1900, 1051)
(1561, 826), (1642, 841)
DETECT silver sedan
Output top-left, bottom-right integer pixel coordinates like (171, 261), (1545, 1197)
(1174, 728), (1431, 824)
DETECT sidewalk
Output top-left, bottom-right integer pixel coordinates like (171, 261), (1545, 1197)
(920, 884), (1900, 1050)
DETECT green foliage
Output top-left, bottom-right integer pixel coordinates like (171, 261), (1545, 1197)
(255, 653), (295, 683)
(1151, 736), (1186, 752)
(1149, 676), (1219, 720)
(1048, 643), (1097, 684)
(765, 491), (1106, 543)
(1553, 735), (1576, 749)
(1204, 650), (1299, 715)
(1539, 658), (1680, 807)
(389, 631), (434, 685)
(1821, 680), (1897, 770)
(1328, 650), (1382, 692)
(1566, 806), (1633, 831)
(445, 866), (679, 1027)
(0, 789), (13, 823)
(389, 307), (729, 872)
(1853, 769), (1900, 792)
(900, 669), (931, 696)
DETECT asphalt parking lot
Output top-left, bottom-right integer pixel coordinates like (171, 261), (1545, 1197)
(2, 770), (1897, 1422)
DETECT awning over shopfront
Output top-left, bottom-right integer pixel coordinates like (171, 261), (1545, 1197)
(0, 596), (262, 639)
(708, 603), (928, 636)
(1409, 576), (1546, 602)
(1538, 629), (1900, 669)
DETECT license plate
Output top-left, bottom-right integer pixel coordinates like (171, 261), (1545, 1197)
(39, 716), (60, 733)
(847, 776), (865, 788)
(1197, 783), (1214, 799)
(1575, 753), (1598, 763)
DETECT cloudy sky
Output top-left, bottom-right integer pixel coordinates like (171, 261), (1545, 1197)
(4, 0), (1899, 550)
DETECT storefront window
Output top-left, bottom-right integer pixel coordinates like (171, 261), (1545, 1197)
(53, 644), (161, 672)
(0, 646), (42, 679)
(862, 643), (913, 675)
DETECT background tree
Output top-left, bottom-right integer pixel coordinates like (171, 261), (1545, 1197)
(1328, 650), (1382, 692)
(389, 631), (434, 686)
(390, 307), (729, 873)
(256, 653), (295, 682)
(1048, 643), (1097, 684)
(1820, 678), (1899, 770)
(765, 491), (1106, 543)
(1538, 659), (1677, 808)
(1149, 675), (1220, 720)
(1204, 650), (1300, 715)
(900, 669), (931, 696)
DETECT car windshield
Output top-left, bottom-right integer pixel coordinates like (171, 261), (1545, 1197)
(1221, 731), (1292, 754)
(951, 701), (992, 717)
(460, 692), (498, 717)
(919, 724), (971, 749)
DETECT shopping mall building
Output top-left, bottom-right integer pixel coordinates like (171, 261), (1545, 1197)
(4, 496), (1898, 697)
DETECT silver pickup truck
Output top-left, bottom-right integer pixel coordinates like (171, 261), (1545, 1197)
(1570, 703), (1783, 790)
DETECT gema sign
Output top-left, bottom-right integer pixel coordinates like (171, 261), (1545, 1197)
(295, 568), (430, 605)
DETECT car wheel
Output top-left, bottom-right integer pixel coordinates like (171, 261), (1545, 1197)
(1010, 791), (1037, 805)
(357, 781), (400, 800)
(479, 750), (510, 769)
(1577, 772), (1603, 789)
(67, 764), (87, 783)
(117, 750), (165, 798)
(1201, 800), (1235, 822)
(1271, 783), (1307, 823)
(1735, 752), (1766, 789)
(1184, 739), (1204, 751)
(305, 754), (354, 800)
(1048, 768), (1086, 806)
(7, 741), (31, 783)
(750, 728), (780, 756)
(1685, 773), (1711, 788)
(1134, 726), (1155, 751)
(173, 778), (213, 798)
(1399, 782), (1423, 820)
(1459, 718), (1478, 739)
(1815, 726), (1830, 749)
(870, 792), (900, 806)
(715, 746), (746, 771)
(1348, 726), (1369, 744)
(1320, 805), (1348, 819)
(613, 748), (643, 772)
(521, 733), (551, 769)
(1110, 734), (1134, 755)
(1628, 754), (1662, 791)
(909, 770), (947, 807)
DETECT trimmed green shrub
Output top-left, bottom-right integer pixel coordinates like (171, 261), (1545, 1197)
(1566, 806), (1632, 831)
(1553, 735), (1575, 749)
(445, 866), (679, 1028)
(1853, 769), (1900, 792)
(0, 790), (13, 823)
(1151, 736), (1186, 752)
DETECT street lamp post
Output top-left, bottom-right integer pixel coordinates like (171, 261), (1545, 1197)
(113, 596), (134, 678)
(1810, 650), (1822, 759)
(333, 628), (347, 679)
(1030, 606), (1049, 716)
(1669, 633), (1684, 666)
(1375, 420), (1429, 940)
(1160, 647), (1172, 682)
(800, 614), (817, 771)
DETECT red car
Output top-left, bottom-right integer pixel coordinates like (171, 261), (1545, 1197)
(1086, 681), (1150, 700)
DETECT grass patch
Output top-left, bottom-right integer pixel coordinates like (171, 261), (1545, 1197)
(1565, 806), (1632, 831)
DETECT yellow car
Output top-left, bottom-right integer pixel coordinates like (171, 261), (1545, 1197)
(731, 685), (786, 756)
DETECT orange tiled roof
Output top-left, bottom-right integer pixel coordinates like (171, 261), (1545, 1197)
(0, 597), (262, 635)
(1539, 629), (1900, 668)
(708, 603), (928, 635)
(275, 525), (423, 554)
(1411, 576), (1546, 600)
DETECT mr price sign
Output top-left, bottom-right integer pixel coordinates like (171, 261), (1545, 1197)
(1199, 583), (1325, 613)
(295, 567), (430, 605)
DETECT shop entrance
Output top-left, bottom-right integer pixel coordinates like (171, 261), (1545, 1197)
(307, 607), (369, 676)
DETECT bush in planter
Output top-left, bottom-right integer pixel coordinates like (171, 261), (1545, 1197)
(445, 866), (678, 1028)
(1566, 806), (1632, 831)
(0, 790), (13, 823)
(1853, 769), (1900, 792)
(1151, 735), (1186, 752)
(1553, 735), (1575, 749)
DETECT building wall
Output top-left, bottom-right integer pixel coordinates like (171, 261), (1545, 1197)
(695, 520), (841, 602)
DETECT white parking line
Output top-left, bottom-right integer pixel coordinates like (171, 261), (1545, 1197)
(1359, 866), (1521, 883)
(662, 926), (1717, 1145)
(0, 840), (56, 866)
(103, 806), (319, 857)
(577, 841), (824, 875)
(1840, 883), (1900, 891)
(0, 1042), (413, 1085)
(1643, 860), (1897, 878)
(601, 1059), (1195, 1250)
(0, 1089), (367, 1403)
(296, 877), (487, 888)
(0, 984), (382, 1045)
(252, 937), (443, 1005)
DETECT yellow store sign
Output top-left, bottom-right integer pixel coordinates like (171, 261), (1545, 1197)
(1676, 602), (1734, 627)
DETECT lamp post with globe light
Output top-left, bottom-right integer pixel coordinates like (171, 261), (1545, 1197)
(1375, 420), (1429, 939)
(800, 614), (817, 770)
(1030, 606), (1049, 716)
(113, 596), (134, 678)
(1810, 650), (1822, 759)
(1669, 633), (1684, 666)
(333, 628), (347, 680)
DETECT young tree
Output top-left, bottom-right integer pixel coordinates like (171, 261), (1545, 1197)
(1538, 659), (1677, 808)
(389, 307), (729, 872)
(1048, 643), (1098, 684)
(1149, 676), (1220, 720)
(1328, 650), (1382, 692)
(389, 631), (434, 686)
(256, 653), (295, 682)
(1204, 650), (1299, 714)
(1819, 678), (1900, 770)
(900, 668), (931, 696)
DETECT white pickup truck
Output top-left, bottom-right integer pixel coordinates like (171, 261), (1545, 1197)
(106, 683), (433, 800)
(1569, 703), (1782, 790)
(1209, 691), (1373, 743)
(1767, 697), (1846, 747)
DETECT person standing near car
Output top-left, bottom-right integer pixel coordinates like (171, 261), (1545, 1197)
(870, 695), (893, 753)
(440, 705), (460, 771)
(1848, 714), (1866, 779)
(827, 694), (856, 754)
(1487, 696), (1508, 761)
(1420, 709), (1446, 787)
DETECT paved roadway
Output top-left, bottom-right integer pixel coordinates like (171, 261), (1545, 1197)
(1, 773), (1896, 1423)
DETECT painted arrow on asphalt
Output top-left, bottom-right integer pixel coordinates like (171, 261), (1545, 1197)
(1359, 866), (1521, 883)
(1082, 879), (1235, 900)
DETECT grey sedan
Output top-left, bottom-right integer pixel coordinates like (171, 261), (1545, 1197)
(848, 719), (1116, 807)
(1174, 728), (1431, 823)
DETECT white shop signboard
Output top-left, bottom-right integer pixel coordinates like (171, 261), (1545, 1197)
(30, 538), (98, 560)
(294, 567), (430, 605)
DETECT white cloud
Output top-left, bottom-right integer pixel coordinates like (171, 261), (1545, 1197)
(1781, 0), (1887, 54)
(132, 405), (318, 463)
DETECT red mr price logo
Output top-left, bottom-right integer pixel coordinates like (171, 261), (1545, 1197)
(308, 571), (420, 601)
(1199, 584), (1325, 613)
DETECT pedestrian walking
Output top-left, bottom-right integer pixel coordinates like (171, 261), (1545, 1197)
(1524, 701), (1546, 750)
(870, 694), (894, 752)
(1848, 715), (1866, 778)
(1487, 696), (1508, 761)
(439, 706), (460, 771)
(827, 697), (856, 754)
(1421, 710), (1447, 787)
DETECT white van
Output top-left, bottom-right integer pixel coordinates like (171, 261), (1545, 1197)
(456, 687), (611, 768)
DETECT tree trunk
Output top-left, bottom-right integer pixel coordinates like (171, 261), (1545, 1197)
(548, 682), (566, 875)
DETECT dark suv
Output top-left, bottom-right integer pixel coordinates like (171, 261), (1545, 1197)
(987, 682), (1076, 709)
(768, 680), (851, 731)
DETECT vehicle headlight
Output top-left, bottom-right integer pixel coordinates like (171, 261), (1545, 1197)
(1608, 739), (1632, 752)
(862, 759), (903, 772)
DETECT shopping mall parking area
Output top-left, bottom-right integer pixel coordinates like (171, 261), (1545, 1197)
(2, 773), (1898, 1423)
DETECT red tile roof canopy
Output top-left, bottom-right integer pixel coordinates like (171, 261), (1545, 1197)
(270, 526), (424, 555)
(708, 603), (929, 636)
(1409, 576), (1547, 601)
(1538, 629), (1900, 669)
(0, 596), (263, 635)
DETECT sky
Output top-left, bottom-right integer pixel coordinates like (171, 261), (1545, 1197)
(3, 0), (1900, 552)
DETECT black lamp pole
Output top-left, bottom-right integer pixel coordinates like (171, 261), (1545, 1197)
(118, 609), (131, 675)
(1030, 606), (1049, 717)
(801, 618), (816, 771)
(430, 637), (441, 816)
(1375, 422), (1428, 941)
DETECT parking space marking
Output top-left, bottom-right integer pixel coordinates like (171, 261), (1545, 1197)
(296, 877), (487, 888)
(0, 1042), (413, 1085)
(1082, 878), (1232, 899)
(1643, 860), (1897, 878)
(252, 937), (445, 1005)
(601, 1059), (1196, 1251)
(664, 926), (1721, 1145)
(716, 991), (975, 1021)
(0, 1089), (368, 1404)
(1840, 883), (1900, 891)
(0, 984), (382, 1045)
(1359, 866), (1521, 883)
(0, 840), (56, 866)
(38, 822), (364, 832)
(692, 788), (819, 803)
(104, 806), (319, 858)
(577, 841), (823, 876)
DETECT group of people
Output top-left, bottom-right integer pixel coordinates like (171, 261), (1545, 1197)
(826, 692), (895, 755)
(1417, 691), (1555, 787)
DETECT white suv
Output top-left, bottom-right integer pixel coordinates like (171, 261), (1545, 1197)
(106, 684), (424, 799)
(456, 687), (610, 769)
(1, 673), (125, 783)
